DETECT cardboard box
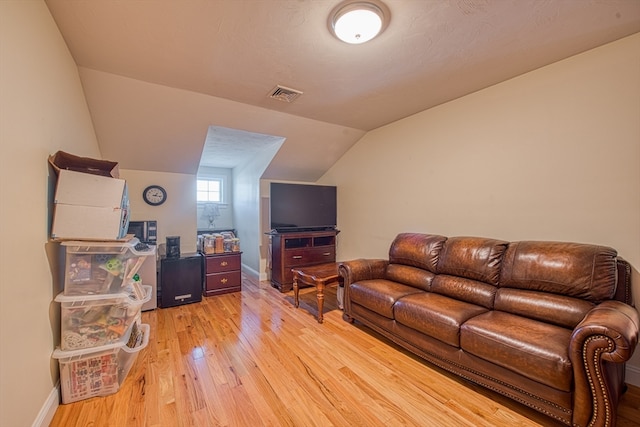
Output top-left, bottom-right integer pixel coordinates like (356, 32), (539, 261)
(52, 169), (130, 240)
(49, 151), (119, 178)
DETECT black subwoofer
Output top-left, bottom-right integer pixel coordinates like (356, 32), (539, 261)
(166, 236), (180, 259)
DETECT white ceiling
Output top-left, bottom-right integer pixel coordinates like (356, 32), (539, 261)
(200, 126), (285, 170)
(45, 0), (640, 181)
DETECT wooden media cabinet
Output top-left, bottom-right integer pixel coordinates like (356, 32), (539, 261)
(269, 230), (338, 292)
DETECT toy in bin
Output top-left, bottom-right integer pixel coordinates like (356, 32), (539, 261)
(63, 302), (128, 350)
(130, 273), (146, 300)
(118, 323), (150, 384)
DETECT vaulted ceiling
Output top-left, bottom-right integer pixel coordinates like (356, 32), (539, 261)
(45, 0), (640, 181)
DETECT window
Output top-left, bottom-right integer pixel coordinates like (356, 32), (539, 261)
(197, 179), (222, 202)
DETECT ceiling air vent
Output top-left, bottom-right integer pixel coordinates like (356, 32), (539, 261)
(268, 85), (303, 103)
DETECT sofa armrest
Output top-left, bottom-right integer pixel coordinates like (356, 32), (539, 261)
(569, 301), (639, 427)
(339, 259), (388, 285)
(339, 259), (388, 321)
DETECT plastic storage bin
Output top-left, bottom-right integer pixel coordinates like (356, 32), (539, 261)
(62, 238), (155, 296)
(118, 323), (150, 383)
(56, 285), (151, 351)
(52, 322), (150, 404)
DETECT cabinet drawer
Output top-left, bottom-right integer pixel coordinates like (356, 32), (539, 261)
(206, 254), (240, 273)
(206, 271), (241, 291)
(284, 247), (335, 267)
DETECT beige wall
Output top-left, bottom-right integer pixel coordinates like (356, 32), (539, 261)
(321, 33), (640, 382)
(234, 141), (283, 279)
(0, 2), (102, 426)
(120, 169), (198, 254)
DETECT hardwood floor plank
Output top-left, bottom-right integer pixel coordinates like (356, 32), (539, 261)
(336, 365), (427, 426)
(615, 384), (640, 427)
(49, 274), (640, 427)
(193, 356), (230, 424)
(120, 371), (146, 426)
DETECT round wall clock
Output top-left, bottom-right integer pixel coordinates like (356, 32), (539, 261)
(143, 185), (167, 206)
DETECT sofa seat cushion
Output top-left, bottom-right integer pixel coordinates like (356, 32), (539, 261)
(460, 311), (573, 392)
(349, 279), (423, 319)
(394, 292), (488, 347)
(495, 288), (594, 329)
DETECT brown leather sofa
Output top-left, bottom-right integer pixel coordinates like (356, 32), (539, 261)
(339, 233), (639, 427)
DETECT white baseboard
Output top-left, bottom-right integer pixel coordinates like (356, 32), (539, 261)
(32, 384), (59, 427)
(241, 263), (260, 280)
(626, 364), (640, 388)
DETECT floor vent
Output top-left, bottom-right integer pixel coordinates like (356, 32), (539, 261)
(268, 85), (303, 103)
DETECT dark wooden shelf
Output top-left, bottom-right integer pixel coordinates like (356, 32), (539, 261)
(204, 252), (242, 297)
(270, 230), (338, 292)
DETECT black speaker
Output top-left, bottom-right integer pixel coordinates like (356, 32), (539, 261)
(166, 236), (180, 259)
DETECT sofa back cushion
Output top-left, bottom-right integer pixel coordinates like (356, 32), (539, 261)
(431, 275), (497, 309)
(436, 236), (509, 286)
(500, 241), (618, 303)
(389, 233), (447, 272)
(386, 264), (435, 292)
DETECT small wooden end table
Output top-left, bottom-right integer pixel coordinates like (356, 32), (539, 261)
(292, 263), (340, 323)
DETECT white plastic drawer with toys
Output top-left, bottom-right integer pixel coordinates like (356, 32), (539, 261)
(55, 285), (150, 351)
(52, 322), (150, 404)
(62, 238), (155, 296)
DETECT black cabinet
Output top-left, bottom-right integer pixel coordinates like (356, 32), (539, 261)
(159, 253), (203, 308)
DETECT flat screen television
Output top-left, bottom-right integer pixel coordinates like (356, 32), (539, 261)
(270, 183), (337, 232)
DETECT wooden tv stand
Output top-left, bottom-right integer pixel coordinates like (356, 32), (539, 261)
(269, 230), (338, 292)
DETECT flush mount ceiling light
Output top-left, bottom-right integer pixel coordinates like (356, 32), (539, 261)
(329, 1), (389, 44)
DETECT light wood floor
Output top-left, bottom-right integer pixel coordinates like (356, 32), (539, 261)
(51, 274), (640, 427)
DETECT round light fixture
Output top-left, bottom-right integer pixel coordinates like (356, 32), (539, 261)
(329, 1), (389, 44)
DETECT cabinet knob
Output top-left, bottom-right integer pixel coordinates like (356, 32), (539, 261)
(292, 255), (303, 259)
(220, 261), (228, 266)
(221, 278), (228, 284)
(323, 252), (331, 256)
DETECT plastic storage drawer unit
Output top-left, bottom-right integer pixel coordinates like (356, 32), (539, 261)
(118, 323), (150, 384)
(53, 323), (150, 404)
(56, 286), (150, 351)
(63, 238), (155, 296)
